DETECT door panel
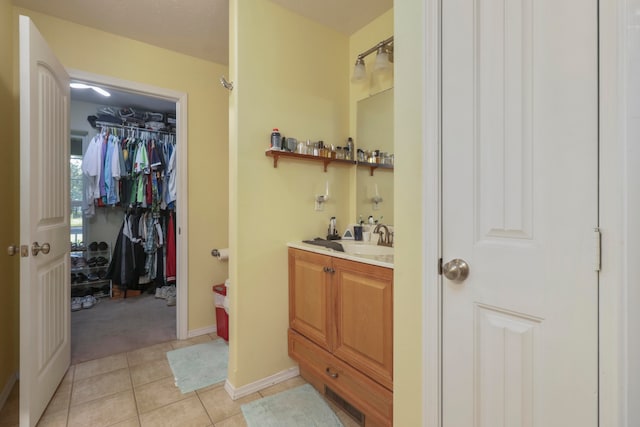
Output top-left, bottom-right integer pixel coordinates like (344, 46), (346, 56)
(288, 248), (333, 351)
(19, 15), (70, 427)
(332, 258), (393, 390)
(442, 0), (598, 426)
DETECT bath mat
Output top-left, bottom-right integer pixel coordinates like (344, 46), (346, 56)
(241, 384), (343, 427)
(166, 340), (228, 393)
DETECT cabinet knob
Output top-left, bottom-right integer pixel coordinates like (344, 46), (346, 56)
(323, 266), (335, 274)
(325, 367), (339, 379)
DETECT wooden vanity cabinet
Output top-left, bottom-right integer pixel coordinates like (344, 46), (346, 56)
(288, 247), (393, 426)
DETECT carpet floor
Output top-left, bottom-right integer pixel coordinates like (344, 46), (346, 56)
(71, 293), (176, 364)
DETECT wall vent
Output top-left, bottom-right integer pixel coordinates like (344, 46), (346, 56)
(324, 386), (365, 426)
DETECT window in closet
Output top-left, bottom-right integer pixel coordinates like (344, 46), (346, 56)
(70, 133), (85, 244)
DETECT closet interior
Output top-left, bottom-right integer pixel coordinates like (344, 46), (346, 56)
(69, 85), (179, 363)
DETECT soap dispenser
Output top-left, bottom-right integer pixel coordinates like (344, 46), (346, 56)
(327, 217), (340, 240)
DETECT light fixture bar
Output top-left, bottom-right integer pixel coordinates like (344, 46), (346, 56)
(355, 36), (394, 62)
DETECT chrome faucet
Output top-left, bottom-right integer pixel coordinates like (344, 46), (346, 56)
(373, 223), (393, 247)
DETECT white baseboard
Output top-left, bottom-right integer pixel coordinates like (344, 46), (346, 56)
(187, 324), (217, 338)
(224, 366), (300, 400)
(0, 372), (18, 412)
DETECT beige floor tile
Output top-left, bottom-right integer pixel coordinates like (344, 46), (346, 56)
(74, 353), (128, 381)
(194, 380), (225, 394)
(213, 413), (247, 427)
(36, 409), (67, 427)
(134, 376), (193, 414)
(129, 358), (172, 387)
(258, 376), (307, 397)
(68, 390), (137, 427)
(126, 342), (174, 367)
(198, 387), (261, 424)
(139, 396), (211, 427)
(109, 417), (141, 427)
(42, 381), (71, 416)
(170, 334), (213, 350)
(61, 366), (75, 385)
(70, 367), (132, 407)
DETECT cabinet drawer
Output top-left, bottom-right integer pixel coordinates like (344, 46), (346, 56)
(289, 329), (393, 426)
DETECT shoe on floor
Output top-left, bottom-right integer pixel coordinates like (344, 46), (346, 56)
(166, 295), (176, 306)
(71, 297), (82, 311)
(82, 295), (98, 309)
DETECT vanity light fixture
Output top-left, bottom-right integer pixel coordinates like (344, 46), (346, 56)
(351, 36), (394, 83)
(70, 82), (111, 97)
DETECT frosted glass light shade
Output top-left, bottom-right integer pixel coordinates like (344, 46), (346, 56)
(373, 49), (392, 72)
(351, 58), (367, 83)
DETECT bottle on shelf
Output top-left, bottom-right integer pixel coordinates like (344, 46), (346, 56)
(270, 128), (281, 150)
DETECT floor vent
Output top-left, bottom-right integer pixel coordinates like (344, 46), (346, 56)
(325, 386), (365, 426)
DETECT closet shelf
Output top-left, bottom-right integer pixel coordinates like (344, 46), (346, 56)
(72, 279), (111, 287)
(265, 150), (356, 172)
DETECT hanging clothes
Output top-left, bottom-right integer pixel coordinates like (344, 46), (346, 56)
(166, 211), (176, 283)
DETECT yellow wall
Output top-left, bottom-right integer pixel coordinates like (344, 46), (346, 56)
(12, 7), (230, 332)
(394, 0), (426, 424)
(228, 0), (350, 385)
(0, 0), (19, 394)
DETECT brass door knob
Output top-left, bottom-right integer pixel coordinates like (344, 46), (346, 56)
(7, 245), (18, 256)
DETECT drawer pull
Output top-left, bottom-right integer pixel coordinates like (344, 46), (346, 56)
(325, 367), (339, 379)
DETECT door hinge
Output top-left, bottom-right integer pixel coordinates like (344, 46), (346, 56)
(593, 227), (601, 272)
(438, 258), (443, 275)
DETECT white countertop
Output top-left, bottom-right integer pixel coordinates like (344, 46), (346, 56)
(288, 241), (394, 269)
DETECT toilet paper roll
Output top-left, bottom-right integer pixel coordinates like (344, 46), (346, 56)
(215, 248), (229, 261)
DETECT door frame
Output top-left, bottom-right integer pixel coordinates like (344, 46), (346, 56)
(67, 69), (189, 340)
(418, 0), (632, 425)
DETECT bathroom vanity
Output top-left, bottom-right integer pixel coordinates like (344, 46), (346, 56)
(287, 243), (393, 427)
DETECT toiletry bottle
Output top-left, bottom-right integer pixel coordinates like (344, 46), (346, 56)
(270, 128), (281, 150)
(328, 216), (337, 240)
(346, 137), (354, 160)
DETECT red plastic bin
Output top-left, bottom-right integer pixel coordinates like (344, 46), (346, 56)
(212, 284), (228, 341)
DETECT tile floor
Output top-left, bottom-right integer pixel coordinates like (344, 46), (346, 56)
(0, 334), (359, 427)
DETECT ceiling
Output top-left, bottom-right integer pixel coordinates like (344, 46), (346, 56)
(18, 0), (392, 111)
(13, 0), (393, 65)
(70, 85), (176, 113)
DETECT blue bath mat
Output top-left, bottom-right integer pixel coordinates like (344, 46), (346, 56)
(166, 340), (228, 393)
(241, 384), (343, 427)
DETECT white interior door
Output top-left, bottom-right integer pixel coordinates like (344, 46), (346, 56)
(441, 0), (599, 426)
(19, 15), (70, 427)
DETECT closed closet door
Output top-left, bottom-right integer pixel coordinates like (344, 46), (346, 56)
(441, 0), (599, 426)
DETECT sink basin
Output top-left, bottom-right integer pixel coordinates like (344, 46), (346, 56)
(340, 242), (394, 257)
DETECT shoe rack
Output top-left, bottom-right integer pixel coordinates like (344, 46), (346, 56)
(70, 241), (112, 298)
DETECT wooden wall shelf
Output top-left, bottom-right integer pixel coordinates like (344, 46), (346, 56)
(265, 150), (356, 172)
(357, 162), (394, 176)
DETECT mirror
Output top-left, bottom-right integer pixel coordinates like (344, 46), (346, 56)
(355, 88), (394, 225)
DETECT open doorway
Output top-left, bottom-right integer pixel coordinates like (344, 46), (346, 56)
(67, 73), (188, 363)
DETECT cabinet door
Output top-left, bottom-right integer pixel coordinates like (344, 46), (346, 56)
(289, 248), (333, 351)
(332, 258), (393, 390)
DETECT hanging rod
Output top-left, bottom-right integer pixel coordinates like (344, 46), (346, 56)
(96, 121), (176, 136)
